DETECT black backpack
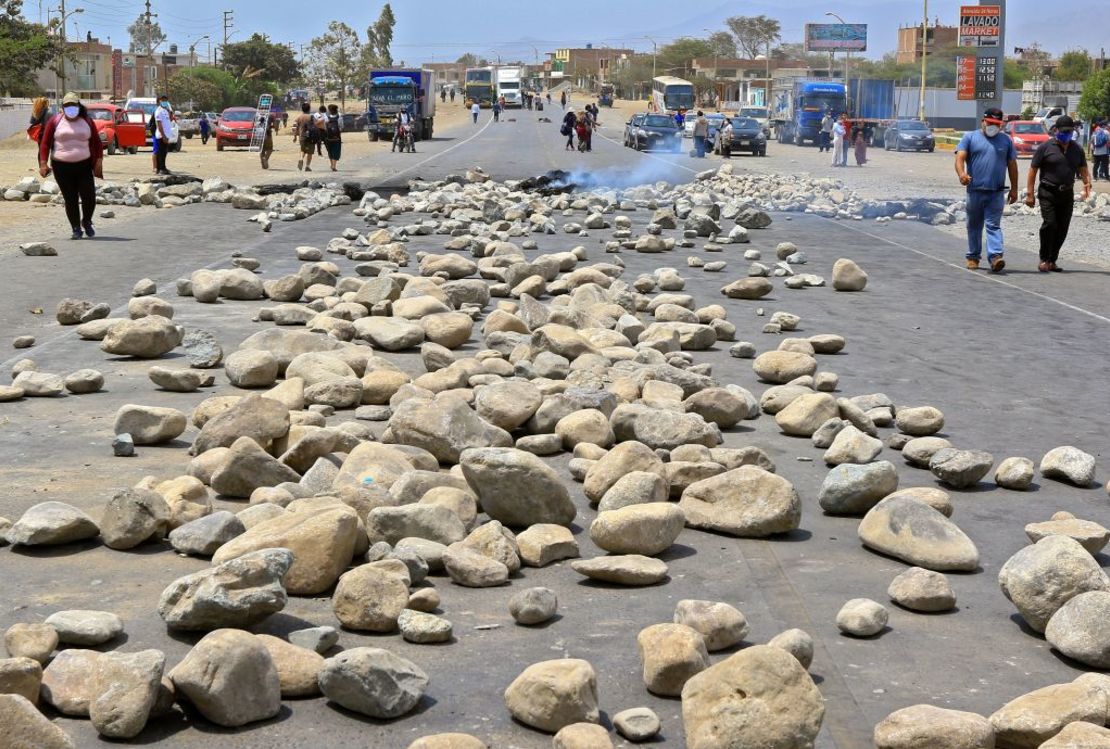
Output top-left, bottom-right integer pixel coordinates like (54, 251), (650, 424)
(325, 114), (341, 140)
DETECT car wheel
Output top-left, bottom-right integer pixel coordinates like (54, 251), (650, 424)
(928, 147), (934, 152)
(127, 147), (137, 155)
(107, 138), (117, 156)
(216, 141), (224, 151)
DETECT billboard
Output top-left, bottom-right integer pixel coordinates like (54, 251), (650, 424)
(805, 23), (867, 52)
(959, 6), (1000, 48)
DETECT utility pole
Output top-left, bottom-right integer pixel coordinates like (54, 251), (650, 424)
(221, 10), (234, 69)
(918, 0), (928, 120)
(141, 0), (158, 96)
(54, 1), (83, 101)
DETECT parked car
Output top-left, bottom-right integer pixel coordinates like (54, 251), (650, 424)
(354, 110), (375, 132)
(176, 111), (199, 139)
(714, 117), (767, 156)
(1004, 120), (1049, 157)
(738, 105), (771, 137)
(624, 113), (682, 152)
(215, 107), (258, 151)
(339, 113), (360, 132)
(84, 103), (147, 155)
(682, 112), (727, 140)
(883, 120), (935, 152)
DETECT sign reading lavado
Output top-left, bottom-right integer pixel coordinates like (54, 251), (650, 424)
(958, 5), (1001, 48)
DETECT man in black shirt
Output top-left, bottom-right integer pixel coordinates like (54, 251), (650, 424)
(1025, 116), (1092, 272)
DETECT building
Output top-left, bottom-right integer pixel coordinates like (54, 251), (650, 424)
(690, 58), (815, 105)
(422, 62), (467, 92)
(1021, 78), (1084, 115)
(34, 38), (204, 101)
(550, 46), (633, 88)
(896, 23), (958, 64)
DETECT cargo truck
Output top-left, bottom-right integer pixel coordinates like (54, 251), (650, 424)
(496, 67), (522, 107)
(366, 69), (437, 142)
(771, 77), (847, 145)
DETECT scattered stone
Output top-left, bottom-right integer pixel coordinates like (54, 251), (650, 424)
(673, 600), (748, 651)
(99, 487), (171, 549)
(44, 610), (123, 646)
(766, 628), (814, 669)
(113, 404), (187, 445)
(503, 659), (599, 733)
(1044, 590), (1110, 668)
(332, 561), (411, 631)
(831, 258), (867, 291)
(1026, 515), (1110, 554)
(157, 548), (292, 631)
(11, 371), (64, 397)
(170, 628), (281, 727)
(995, 456), (1035, 490)
(873, 704), (995, 749)
(818, 461), (899, 515)
(460, 447), (575, 527)
(998, 535), (1110, 633)
(288, 626), (339, 654)
(613, 706), (661, 742)
(397, 609), (453, 644)
(589, 503), (685, 555)
(571, 555), (668, 586)
(6, 502), (99, 546)
(895, 406), (944, 436)
(887, 567), (957, 612)
(318, 647), (428, 719)
(0, 693), (77, 749)
(4, 623), (58, 664)
(509, 587), (558, 625)
(859, 495), (980, 571)
(836, 598), (888, 637)
(89, 649), (165, 738)
(168, 511), (244, 556)
(680, 465), (801, 536)
(553, 723), (613, 748)
(256, 634), (324, 697)
(1040, 446), (1096, 487)
(929, 448), (993, 489)
(989, 675), (1109, 749)
(516, 524), (579, 567)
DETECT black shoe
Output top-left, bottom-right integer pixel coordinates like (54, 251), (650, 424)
(70, 227), (82, 240)
(82, 221), (95, 238)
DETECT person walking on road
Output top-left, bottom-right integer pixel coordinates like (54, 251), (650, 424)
(153, 94), (173, 175)
(471, 101), (480, 124)
(560, 90), (567, 110)
(853, 125), (868, 166)
(719, 118), (734, 158)
(955, 107), (1018, 272)
(692, 111), (709, 158)
(819, 111), (833, 152)
(1091, 120), (1109, 181)
(324, 104), (343, 170)
(199, 112), (210, 145)
(562, 109), (576, 150)
(441, 88), (447, 104)
(493, 101), (501, 122)
(313, 105), (326, 157)
(830, 115), (846, 166)
(293, 102), (316, 172)
(450, 88), (456, 103)
(259, 113), (275, 169)
(37, 92), (103, 240)
(1025, 115), (1091, 273)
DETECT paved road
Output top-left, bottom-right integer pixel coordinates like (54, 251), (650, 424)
(2, 104), (1109, 748)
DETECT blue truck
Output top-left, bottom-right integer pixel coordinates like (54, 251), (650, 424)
(771, 76), (847, 145)
(366, 68), (437, 142)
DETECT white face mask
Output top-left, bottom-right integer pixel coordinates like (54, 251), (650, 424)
(984, 125), (1000, 137)
(63, 105), (79, 118)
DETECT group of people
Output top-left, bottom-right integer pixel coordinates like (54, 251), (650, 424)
(820, 112), (870, 167)
(290, 102), (345, 172)
(957, 106), (1092, 273)
(688, 111), (735, 158)
(561, 104), (600, 151)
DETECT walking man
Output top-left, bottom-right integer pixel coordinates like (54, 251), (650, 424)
(153, 94), (173, 175)
(293, 102), (315, 172)
(830, 115), (846, 166)
(493, 101), (501, 122)
(819, 111), (833, 152)
(560, 90), (567, 109)
(198, 112), (210, 145)
(692, 111), (708, 158)
(955, 107), (1018, 272)
(471, 101), (480, 124)
(1091, 120), (1109, 181)
(1025, 115), (1091, 273)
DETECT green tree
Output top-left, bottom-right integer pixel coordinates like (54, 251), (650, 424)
(456, 52), (478, 66)
(0, 0), (60, 96)
(309, 22), (361, 108)
(166, 68), (225, 110)
(706, 32), (737, 59)
(725, 15), (781, 59)
(127, 12), (166, 54)
(609, 55), (654, 100)
(658, 37), (713, 75)
(1054, 49), (1092, 82)
(1078, 68), (1110, 121)
(365, 3), (396, 67)
(222, 33), (298, 84)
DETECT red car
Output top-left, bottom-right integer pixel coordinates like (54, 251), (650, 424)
(84, 103), (148, 155)
(1005, 120), (1049, 157)
(215, 106), (258, 151)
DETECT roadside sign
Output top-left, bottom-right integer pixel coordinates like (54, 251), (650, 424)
(804, 23), (868, 52)
(974, 57), (998, 99)
(956, 56), (976, 100)
(959, 5), (1000, 48)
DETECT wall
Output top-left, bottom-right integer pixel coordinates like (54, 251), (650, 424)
(895, 86), (1022, 129)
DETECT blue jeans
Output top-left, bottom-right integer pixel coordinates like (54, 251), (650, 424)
(694, 135), (705, 157)
(965, 189), (1006, 260)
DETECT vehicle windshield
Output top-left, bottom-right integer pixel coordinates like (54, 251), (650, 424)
(371, 85), (414, 105)
(499, 82), (520, 89)
(802, 95), (845, 113)
(732, 118), (761, 130)
(644, 115), (677, 128)
(87, 109), (113, 121)
(706, 114), (726, 122)
(1013, 123), (1045, 134)
(740, 107), (768, 119)
(129, 102), (157, 115)
(663, 86), (695, 111)
(221, 110), (255, 122)
(899, 121), (929, 131)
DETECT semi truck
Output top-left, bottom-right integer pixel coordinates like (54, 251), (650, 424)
(771, 76), (847, 145)
(465, 67), (495, 108)
(598, 84), (614, 107)
(366, 69), (437, 142)
(496, 67), (522, 107)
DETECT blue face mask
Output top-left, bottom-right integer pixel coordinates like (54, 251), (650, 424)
(1056, 131), (1073, 143)
(62, 105), (79, 118)
(160, 101), (170, 109)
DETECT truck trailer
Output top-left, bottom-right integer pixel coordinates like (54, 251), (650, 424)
(496, 67), (522, 108)
(771, 77), (847, 145)
(366, 69), (437, 141)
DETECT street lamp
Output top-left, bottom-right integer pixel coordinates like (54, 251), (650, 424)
(644, 36), (657, 80)
(53, 5), (83, 100)
(825, 11), (851, 110)
(918, 0), (928, 121)
(188, 34), (209, 67)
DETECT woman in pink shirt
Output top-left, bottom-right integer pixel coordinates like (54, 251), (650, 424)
(38, 92), (103, 239)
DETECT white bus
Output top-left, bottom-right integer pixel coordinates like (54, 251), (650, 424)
(651, 76), (695, 113)
(497, 66), (522, 108)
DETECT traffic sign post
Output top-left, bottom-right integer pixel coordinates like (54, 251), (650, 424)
(959, 1), (1005, 119)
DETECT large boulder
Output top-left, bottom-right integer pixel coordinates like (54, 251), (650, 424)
(752, 351), (817, 384)
(157, 548), (292, 631)
(6, 502), (98, 546)
(88, 649), (165, 739)
(589, 504), (685, 556)
(191, 394), (290, 455)
(681, 645), (824, 749)
(0, 693), (77, 749)
(1044, 590), (1110, 668)
(637, 623), (709, 697)
(583, 441), (666, 503)
(389, 395), (512, 464)
(460, 447), (576, 527)
(99, 488), (171, 550)
(929, 448), (993, 489)
(609, 404), (721, 451)
(679, 466), (801, 537)
(989, 675), (1110, 749)
(100, 316), (181, 358)
(209, 437), (301, 498)
(998, 535), (1110, 633)
(1040, 446), (1097, 487)
(873, 704), (995, 749)
(503, 659), (599, 733)
(474, 381), (543, 431)
(818, 461), (899, 515)
(113, 405), (187, 445)
(858, 496), (980, 572)
(332, 562), (411, 632)
(319, 647), (428, 719)
(775, 393), (838, 437)
(333, 442), (417, 491)
(169, 629), (281, 727)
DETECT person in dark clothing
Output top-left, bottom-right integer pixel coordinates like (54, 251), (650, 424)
(1024, 115), (1092, 272)
(562, 109), (577, 150)
(199, 113), (210, 144)
(27, 97), (49, 150)
(38, 92), (103, 239)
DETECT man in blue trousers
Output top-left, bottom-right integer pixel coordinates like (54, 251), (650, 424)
(954, 107), (1018, 273)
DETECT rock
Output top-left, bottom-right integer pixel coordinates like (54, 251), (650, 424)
(682, 645), (824, 749)
(818, 461), (899, 515)
(332, 561), (411, 632)
(836, 598), (888, 636)
(684, 387), (749, 428)
(63, 368), (103, 394)
(158, 548), (291, 631)
(610, 403), (720, 450)
(509, 587), (558, 626)
(288, 626), (338, 654)
(4, 623), (58, 664)
(553, 723), (613, 749)
(858, 495), (980, 572)
(113, 405), (187, 445)
(1039, 721), (1110, 749)
(154, 475), (212, 527)
(589, 503), (684, 556)
(44, 610), (123, 646)
(753, 350), (817, 383)
(355, 316), (425, 350)
(406, 735), (488, 749)
(767, 629), (814, 669)
(990, 675), (1109, 749)
(101, 316), (181, 358)
(255, 635), (323, 698)
(823, 425), (883, 465)
(736, 208), (772, 229)
(583, 441), (664, 503)
(887, 567), (957, 612)
(873, 704), (995, 749)
(168, 511), (245, 556)
(89, 649), (164, 738)
(679, 465), (801, 537)
(212, 502), (359, 594)
(831, 258), (867, 291)
(0, 384), (25, 401)
(99, 487), (171, 549)
(442, 543), (509, 587)
(182, 329), (223, 368)
(20, 242), (56, 257)
(0, 657), (41, 703)
(397, 610), (452, 644)
(459, 447), (575, 527)
(571, 555), (668, 586)
(555, 409), (615, 449)
(209, 436), (302, 499)
(895, 406), (944, 436)
(516, 524), (579, 567)
(6, 502), (98, 546)
(775, 393), (838, 437)
(1026, 516), (1110, 554)
(673, 599), (748, 652)
(474, 380), (542, 430)
(503, 659), (599, 733)
(170, 628), (281, 727)
(318, 647), (428, 719)
(11, 371), (63, 397)
(1040, 446), (1096, 487)
(0, 693), (77, 749)
(995, 456), (1035, 490)
(367, 505), (466, 546)
(1044, 590), (1110, 668)
(225, 349), (280, 388)
(597, 471), (668, 513)
(390, 396), (511, 464)
(613, 707), (661, 742)
(902, 436), (952, 468)
(148, 366), (205, 392)
(998, 535), (1110, 633)
(192, 394), (290, 455)
(721, 277), (772, 299)
(929, 448), (993, 489)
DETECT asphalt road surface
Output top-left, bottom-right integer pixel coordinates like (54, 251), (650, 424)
(2, 105), (1109, 748)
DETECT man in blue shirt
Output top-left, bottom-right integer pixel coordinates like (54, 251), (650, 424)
(954, 107), (1018, 272)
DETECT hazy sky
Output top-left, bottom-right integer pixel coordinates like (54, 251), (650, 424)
(55, 0), (1102, 63)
